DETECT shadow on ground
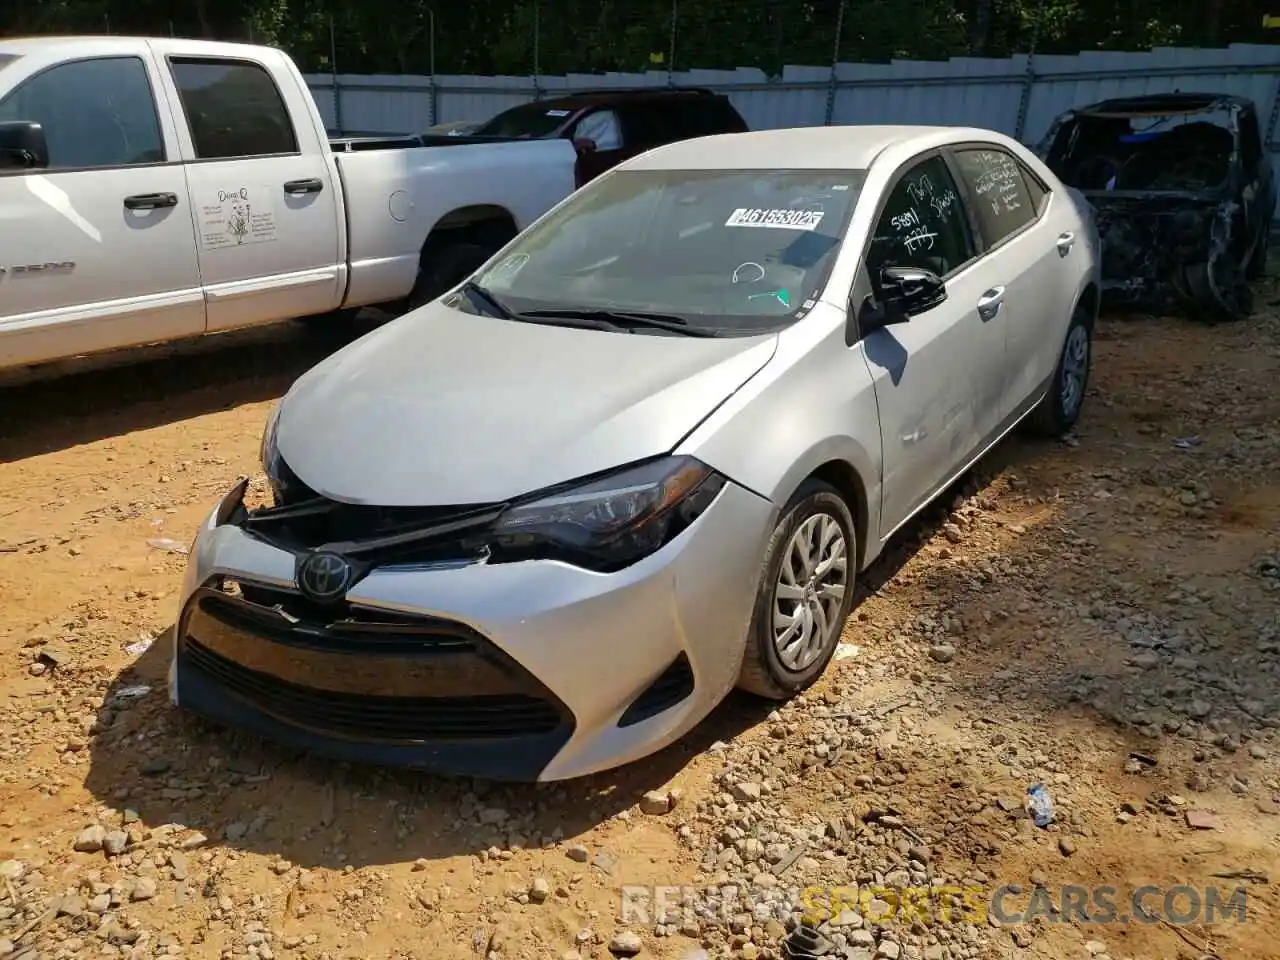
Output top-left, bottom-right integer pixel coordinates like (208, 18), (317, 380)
(0, 314), (383, 465)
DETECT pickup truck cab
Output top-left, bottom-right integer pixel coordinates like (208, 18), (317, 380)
(464, 87), (749, 185)
(0, 37), (579, 371)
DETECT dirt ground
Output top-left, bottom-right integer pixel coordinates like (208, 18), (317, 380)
(1, 285), (1278, 960)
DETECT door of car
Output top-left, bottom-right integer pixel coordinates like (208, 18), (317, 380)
(859, 152), (1008, 537)
(149, 44), (342, 333)
(949, 144), (1066, 419)
(0, 50), (204, 370)
(572, 108), (626, 185)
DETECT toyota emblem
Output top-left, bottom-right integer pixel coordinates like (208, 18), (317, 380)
(297, 551), (354, 602)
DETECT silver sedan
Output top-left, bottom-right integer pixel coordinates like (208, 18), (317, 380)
(171, 125), (1100, 781)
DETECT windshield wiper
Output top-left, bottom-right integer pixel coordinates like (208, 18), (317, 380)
(516, 308), (721, 337)
(460, 281), (514, 319)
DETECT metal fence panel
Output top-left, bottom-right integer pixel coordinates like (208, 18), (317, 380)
(305, 42), (1280, 220)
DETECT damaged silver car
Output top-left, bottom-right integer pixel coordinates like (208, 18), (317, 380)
(1039, 92), (1275, 322)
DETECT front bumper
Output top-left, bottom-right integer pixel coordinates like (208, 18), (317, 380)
(171, 478), (773, 781)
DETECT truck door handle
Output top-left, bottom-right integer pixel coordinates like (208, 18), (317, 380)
(284, 178), (324, 195)
(123, 192), (178, 210)
(1057, 231), (1075, 256)
(977, 286), (1005, 321)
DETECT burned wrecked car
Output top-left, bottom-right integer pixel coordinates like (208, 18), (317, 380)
(1039, 93), (1274, 321)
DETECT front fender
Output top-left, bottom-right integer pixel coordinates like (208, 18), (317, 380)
(675, 307), (883, 568)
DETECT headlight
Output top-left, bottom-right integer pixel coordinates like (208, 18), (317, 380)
(486, 456), (726, 572)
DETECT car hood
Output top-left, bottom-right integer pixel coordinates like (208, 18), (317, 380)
(275, 302), (778, 505)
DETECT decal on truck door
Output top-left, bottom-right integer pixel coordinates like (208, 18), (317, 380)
(197, 186), (279, 250)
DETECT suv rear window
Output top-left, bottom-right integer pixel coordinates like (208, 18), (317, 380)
(473, 103), (574, 139)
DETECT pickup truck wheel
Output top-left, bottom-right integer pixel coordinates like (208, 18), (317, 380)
(1026, 301), (1092, 438)
(737, 480), (856, 700)
(408, 242), (494, 310)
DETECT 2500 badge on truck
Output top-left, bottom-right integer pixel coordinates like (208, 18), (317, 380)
(0, 37), (580, 371)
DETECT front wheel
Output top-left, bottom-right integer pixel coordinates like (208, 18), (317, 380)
(737, 480), (856, 700)
(1026, 301), (1093, 438)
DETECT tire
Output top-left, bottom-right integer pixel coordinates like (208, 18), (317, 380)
(1245, 227), (1269, 281)
(1026, 300), (1093, 438)
(737, 479), (857, 700)
(407, 241), (495, 311)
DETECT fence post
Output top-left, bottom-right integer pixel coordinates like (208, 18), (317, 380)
(667, 0), (678, 87)
(329, 16), (343, 135)
(1265, 73), (1280, 154)
(533, 3), (543, 100)
(1012, 15), (1042, 143)
(824, 0), (847, 125)
(429, 10), (438, 125)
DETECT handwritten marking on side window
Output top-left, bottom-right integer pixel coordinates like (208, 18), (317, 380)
(965, 151), (1024, 217)
(906, 174), (958, 220)
(725, 207), (825, 230)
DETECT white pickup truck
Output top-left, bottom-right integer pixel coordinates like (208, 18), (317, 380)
(0, 37), (579, 371)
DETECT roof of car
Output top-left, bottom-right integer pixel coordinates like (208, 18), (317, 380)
(519, 87), (722, 112)
(622, 125), (996, 172)
(1074, 92), (1251, 116)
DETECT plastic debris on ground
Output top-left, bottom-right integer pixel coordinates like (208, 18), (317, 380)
(1027, 783), (1055, 827)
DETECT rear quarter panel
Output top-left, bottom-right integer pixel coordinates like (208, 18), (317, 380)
(337, 138), (579, 308)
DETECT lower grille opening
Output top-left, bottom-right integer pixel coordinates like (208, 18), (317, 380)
(183, 639), (564, 741)
(618, 653), (695, 728)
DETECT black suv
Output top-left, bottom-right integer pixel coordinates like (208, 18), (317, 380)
(462, 87), (749, 186)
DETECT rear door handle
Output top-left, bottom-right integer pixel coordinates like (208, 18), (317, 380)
(123, 192), (178, 210)
(977, 286), (1005, 321)
(284, 178), (324, 195)
(1057, 231), (1075, 256)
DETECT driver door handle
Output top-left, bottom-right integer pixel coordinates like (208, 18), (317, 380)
(123, 192), (178, 210)
(284, 178), (324, 195)
(1057, 231), (1075, 256)
(977, 286), (1005, 321)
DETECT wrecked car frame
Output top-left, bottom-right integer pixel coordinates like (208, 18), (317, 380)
(1038, 92), (1275, 322)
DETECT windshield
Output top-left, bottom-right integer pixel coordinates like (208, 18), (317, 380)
(468, 168), (865, 334)
(472, 102), (574, 139)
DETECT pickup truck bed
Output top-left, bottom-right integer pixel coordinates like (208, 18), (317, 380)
(0, 37), (579, 372)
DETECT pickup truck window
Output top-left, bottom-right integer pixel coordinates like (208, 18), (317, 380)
(169, 57), (298, 160)
(0, 57), (164, 170)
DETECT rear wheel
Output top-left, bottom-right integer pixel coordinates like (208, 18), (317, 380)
(1026, 300), (1093, 437)
(737, 480), (856, 700)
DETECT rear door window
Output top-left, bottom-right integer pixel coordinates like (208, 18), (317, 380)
(618, 103), (672, 151)
(951, 147), (1038, 248)
(169, 57), (298, 159)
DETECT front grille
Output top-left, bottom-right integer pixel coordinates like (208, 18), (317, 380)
(208, 580), (474, 654)
(243, 497), (501, 557)
(618, 653), (695, 727)
(184, 640), (562, 740)
(179, 581), (571, 742)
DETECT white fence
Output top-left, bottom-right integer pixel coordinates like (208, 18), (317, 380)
(304, 42), (1280, 217)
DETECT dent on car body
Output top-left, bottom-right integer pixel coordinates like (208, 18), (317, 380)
(1038, 93), (1275, 322)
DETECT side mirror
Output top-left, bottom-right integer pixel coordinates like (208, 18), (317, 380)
(572, 137), (597, 155)
(858, 266), (947, 335)
(0, 121), (49, 170)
